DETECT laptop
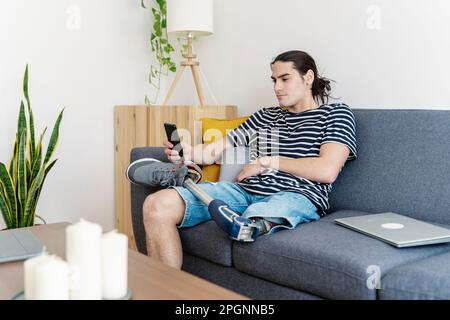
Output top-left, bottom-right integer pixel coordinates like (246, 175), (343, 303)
(0, 228), (45, 263)
(334, 212), (450, 248)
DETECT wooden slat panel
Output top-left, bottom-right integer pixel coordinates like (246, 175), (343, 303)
(114, 106), (126, 245)
(115, 106), (149, 251)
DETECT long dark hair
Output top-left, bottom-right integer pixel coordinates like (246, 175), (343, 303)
(271, 50), (334, 104)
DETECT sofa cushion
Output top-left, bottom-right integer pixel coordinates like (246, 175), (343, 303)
(179, 221), (234, 267)
(232, 210), (450, 300)
(379, 251), (450, 300)
(330, 109), (450, 225)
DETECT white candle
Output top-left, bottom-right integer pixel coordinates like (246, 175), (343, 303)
(24, 253), (49, 300)
(33, 255), (69, 300)
(66, 219), (102, 299)
(101, 230), (128, 299)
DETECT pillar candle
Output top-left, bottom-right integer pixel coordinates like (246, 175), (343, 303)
(33, 255), (69, 300)
(24, 253), (49, 300)
(66, 219), (102, 299)
(101, 230), (128, 299)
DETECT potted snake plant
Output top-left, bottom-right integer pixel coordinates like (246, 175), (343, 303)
(0, 65), (64, 229)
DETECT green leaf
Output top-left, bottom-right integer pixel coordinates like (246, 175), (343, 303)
(23, 164), (45, 227)
(45, 159), (58, 176)
(140, 0), (146, 9)
(23, 65), (36, 165)
(161, 18), (166, 29)
(0, 163), (17, 228)
(26, 159), (32, 187)
(160, 38), (167, 45)
(43, 109), (64, 165)
(23, 65), (30, 113)
(154, 23), (162, 37)
(0, 185), (12, 228)
(151, 33), (156, 41)
(17, 131), (27, 222)
(144, 95), (151, 105)
(166, 43), (174, 52)
(9, 140), (17, 179)
(17, 101), (27, 145)
(169, 63), (177, 73)
(31, 128), (46, 181)
(156, 0), (164, 8)
(27, 158), (58, 226)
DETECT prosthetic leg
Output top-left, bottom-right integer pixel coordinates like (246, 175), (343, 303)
(183, 178), (261, 242)
(177, 162), (260, 242)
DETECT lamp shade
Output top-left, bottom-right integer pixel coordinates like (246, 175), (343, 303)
(167, 0), (213, 37)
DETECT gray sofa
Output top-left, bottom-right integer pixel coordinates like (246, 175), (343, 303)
(130, 109), (450, 300)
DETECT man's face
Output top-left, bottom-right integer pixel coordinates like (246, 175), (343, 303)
(271, 61), (309, 108)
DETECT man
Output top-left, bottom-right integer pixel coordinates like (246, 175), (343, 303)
(127, 50), (357, 269)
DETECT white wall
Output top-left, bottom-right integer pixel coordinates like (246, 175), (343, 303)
(170, 0), (450, 112)
(1, 0), (449, 229)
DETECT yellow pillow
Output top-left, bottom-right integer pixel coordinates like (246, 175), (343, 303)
(200, 116), (250, 182)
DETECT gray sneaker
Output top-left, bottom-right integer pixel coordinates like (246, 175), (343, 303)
(126, 158), (188, 188)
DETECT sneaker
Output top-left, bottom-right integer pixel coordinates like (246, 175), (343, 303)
(126, 158), (188, 188)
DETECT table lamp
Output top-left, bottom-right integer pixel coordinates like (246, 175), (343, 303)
(163, 0), (214, 107)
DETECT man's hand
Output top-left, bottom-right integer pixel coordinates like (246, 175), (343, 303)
(235, 157), (271, 182)
(163, 140), (192, 164)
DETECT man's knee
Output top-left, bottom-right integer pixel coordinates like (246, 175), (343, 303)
(143, 189), (185, 225)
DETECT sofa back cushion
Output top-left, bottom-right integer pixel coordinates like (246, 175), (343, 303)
(329, 109), (450, 225)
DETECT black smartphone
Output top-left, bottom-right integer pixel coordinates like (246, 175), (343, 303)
(164, 123), (184, 158)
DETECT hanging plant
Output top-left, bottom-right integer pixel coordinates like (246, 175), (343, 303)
(141, 0), (182, 105)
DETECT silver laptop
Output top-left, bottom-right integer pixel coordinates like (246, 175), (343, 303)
(0, 228), (45, 263)
(334, 212), (450, 248)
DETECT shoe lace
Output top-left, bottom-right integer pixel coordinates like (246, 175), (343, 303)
(152, 166), (187, 187)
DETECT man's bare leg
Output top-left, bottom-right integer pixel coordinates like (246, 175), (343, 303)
(142, 189), (185, 269)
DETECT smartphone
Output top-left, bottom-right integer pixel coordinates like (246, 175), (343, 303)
(164, 123), (184, 158)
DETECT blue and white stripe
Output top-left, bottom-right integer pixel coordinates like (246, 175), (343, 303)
(227, 103), (357, 216)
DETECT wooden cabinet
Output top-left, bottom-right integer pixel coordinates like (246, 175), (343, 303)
(114, 105), (237, 250)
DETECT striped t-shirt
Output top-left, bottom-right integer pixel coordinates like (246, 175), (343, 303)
(226, 103), (357, 216)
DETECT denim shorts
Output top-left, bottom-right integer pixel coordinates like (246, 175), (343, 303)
(170, 181), (320, 235)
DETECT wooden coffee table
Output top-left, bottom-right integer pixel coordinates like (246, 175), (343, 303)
(0, 223), (247, 300)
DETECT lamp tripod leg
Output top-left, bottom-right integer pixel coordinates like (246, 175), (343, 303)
(163, 65), (186, 105)
(191, 65), (206, 107)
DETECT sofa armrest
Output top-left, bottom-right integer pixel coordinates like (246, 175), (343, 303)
(130, 146), (168, 254)
(130, 146), (168, 163)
